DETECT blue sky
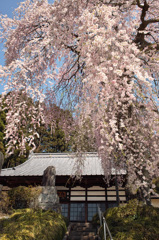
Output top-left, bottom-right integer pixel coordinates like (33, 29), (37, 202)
(0, 0), (23, 93)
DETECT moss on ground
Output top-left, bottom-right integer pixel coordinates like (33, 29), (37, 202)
(0, 208), (67, 240)
(94, 199), (159, 240)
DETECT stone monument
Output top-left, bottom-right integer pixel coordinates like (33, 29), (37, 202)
(37, 166), (60, 212)
(42, 166), (56, 186)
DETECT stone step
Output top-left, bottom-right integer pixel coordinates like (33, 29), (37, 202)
(71, 223), (92, 227)
(72, 227), (96, 232)
(70, 231), (96, 237)
(68, 223), (99, 240)
(69, 236), (98, 240)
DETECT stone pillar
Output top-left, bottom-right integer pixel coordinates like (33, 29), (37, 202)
(37, 166), (61, 212)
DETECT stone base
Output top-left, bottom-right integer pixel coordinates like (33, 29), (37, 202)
(31, 186), (60, 212)
(39, 203), (61, 212)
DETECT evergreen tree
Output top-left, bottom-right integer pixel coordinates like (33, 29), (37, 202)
(35, 103), (74, 153)
(35, 120), (70, 153)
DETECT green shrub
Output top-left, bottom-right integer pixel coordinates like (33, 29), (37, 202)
(153, 177), (159, 194)
(8, 186), (42, 209)
(92, 213), (100, 228)
(97, 199), (159, 240)
(0, 191), (10, 213)
(0, 209), (67, 240)
(8, 186), (31, 209)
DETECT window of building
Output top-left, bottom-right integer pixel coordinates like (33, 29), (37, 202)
(70, 203), (85, 221)
(107, 202), (118, 208)
(61, 204), (69, 218)
(88, 203), (106, 221)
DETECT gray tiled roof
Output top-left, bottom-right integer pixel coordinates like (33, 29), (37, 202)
(0, 152), (126, 177)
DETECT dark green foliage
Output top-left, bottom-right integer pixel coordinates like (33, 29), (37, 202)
(91, 212), (100, 229)
(35, 119), (72, 153)
(0, 209), (67, 240)
(3, 148), (30, 168)
(8, 186), (34, 209)
(97, 200), (159, 240)
(72, 117), (97, 152)
(34, 102), (75, 153)
(0, 191), (10, 214)
(153, 177), (159, 194)
(8, 186), (41, 210)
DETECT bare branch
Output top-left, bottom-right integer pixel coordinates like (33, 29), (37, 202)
(145, 18), (159, 25)
(136, 0), (144, 9)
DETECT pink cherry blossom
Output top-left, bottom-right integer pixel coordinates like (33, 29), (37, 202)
(0, 0), (158, 203)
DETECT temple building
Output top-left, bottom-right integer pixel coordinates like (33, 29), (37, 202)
(0, 152), (128, 222)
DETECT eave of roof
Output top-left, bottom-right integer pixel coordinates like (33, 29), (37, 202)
(0, 152), (127, 177)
